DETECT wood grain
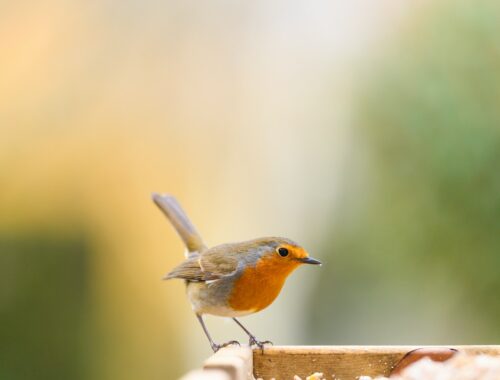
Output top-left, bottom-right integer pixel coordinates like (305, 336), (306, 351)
(252, 345), (500, 380)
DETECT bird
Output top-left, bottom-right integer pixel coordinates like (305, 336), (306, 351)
(152, 193), (321, 352)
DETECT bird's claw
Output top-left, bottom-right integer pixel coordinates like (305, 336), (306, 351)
(211, 340), (241, 352)
(249, 336), (273, 352)
(222, 340), (241, 348)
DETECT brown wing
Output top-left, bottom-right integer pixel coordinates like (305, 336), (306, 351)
(163, 257), (206, 281)
(199, 249), (239, 278)
(163, 250), (239, 282)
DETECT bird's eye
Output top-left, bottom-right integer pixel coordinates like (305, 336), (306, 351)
(277, 247), (289, 257)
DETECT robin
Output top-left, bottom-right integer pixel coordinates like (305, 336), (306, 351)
(152, 193), (321, 352)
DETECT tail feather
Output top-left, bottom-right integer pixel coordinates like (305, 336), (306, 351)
(152, 193), (206, 255)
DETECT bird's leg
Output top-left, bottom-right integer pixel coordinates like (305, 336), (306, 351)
(232, 318), (273, 351)
(196, 314), (240, 352)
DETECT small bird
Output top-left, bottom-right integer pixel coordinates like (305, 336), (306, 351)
(152, 193), (321, 352)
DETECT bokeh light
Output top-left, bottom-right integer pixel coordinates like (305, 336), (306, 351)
(1, 1), (498, 379)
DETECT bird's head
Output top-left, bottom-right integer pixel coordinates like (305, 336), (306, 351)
(246, 237), (321, 274)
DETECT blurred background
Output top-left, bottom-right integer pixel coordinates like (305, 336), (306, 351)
(1, 0), (499, 379)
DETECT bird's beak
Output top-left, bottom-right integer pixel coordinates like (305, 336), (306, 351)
(297, 257), (322, 265)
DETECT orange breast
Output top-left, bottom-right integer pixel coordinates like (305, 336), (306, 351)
(228, 257), (299, 312)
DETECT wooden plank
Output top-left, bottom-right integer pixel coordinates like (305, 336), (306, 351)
(252, 345), (500, 380)
(203, 346), (253, 380)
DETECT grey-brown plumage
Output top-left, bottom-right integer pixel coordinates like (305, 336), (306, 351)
(163, 237), (298, 282)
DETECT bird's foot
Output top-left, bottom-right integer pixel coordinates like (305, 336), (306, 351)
(249, 336), (273, 352)
(211, 340), (240, 352)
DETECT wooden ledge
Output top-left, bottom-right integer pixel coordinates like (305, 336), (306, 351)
(178, 345), (500, 380)
(252, 345), (500, 380)
(180, 346), (253, 380)
(204, 346), (253, 380)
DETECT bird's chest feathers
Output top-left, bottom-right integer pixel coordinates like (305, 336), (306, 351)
(228, 257), (298, 312)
